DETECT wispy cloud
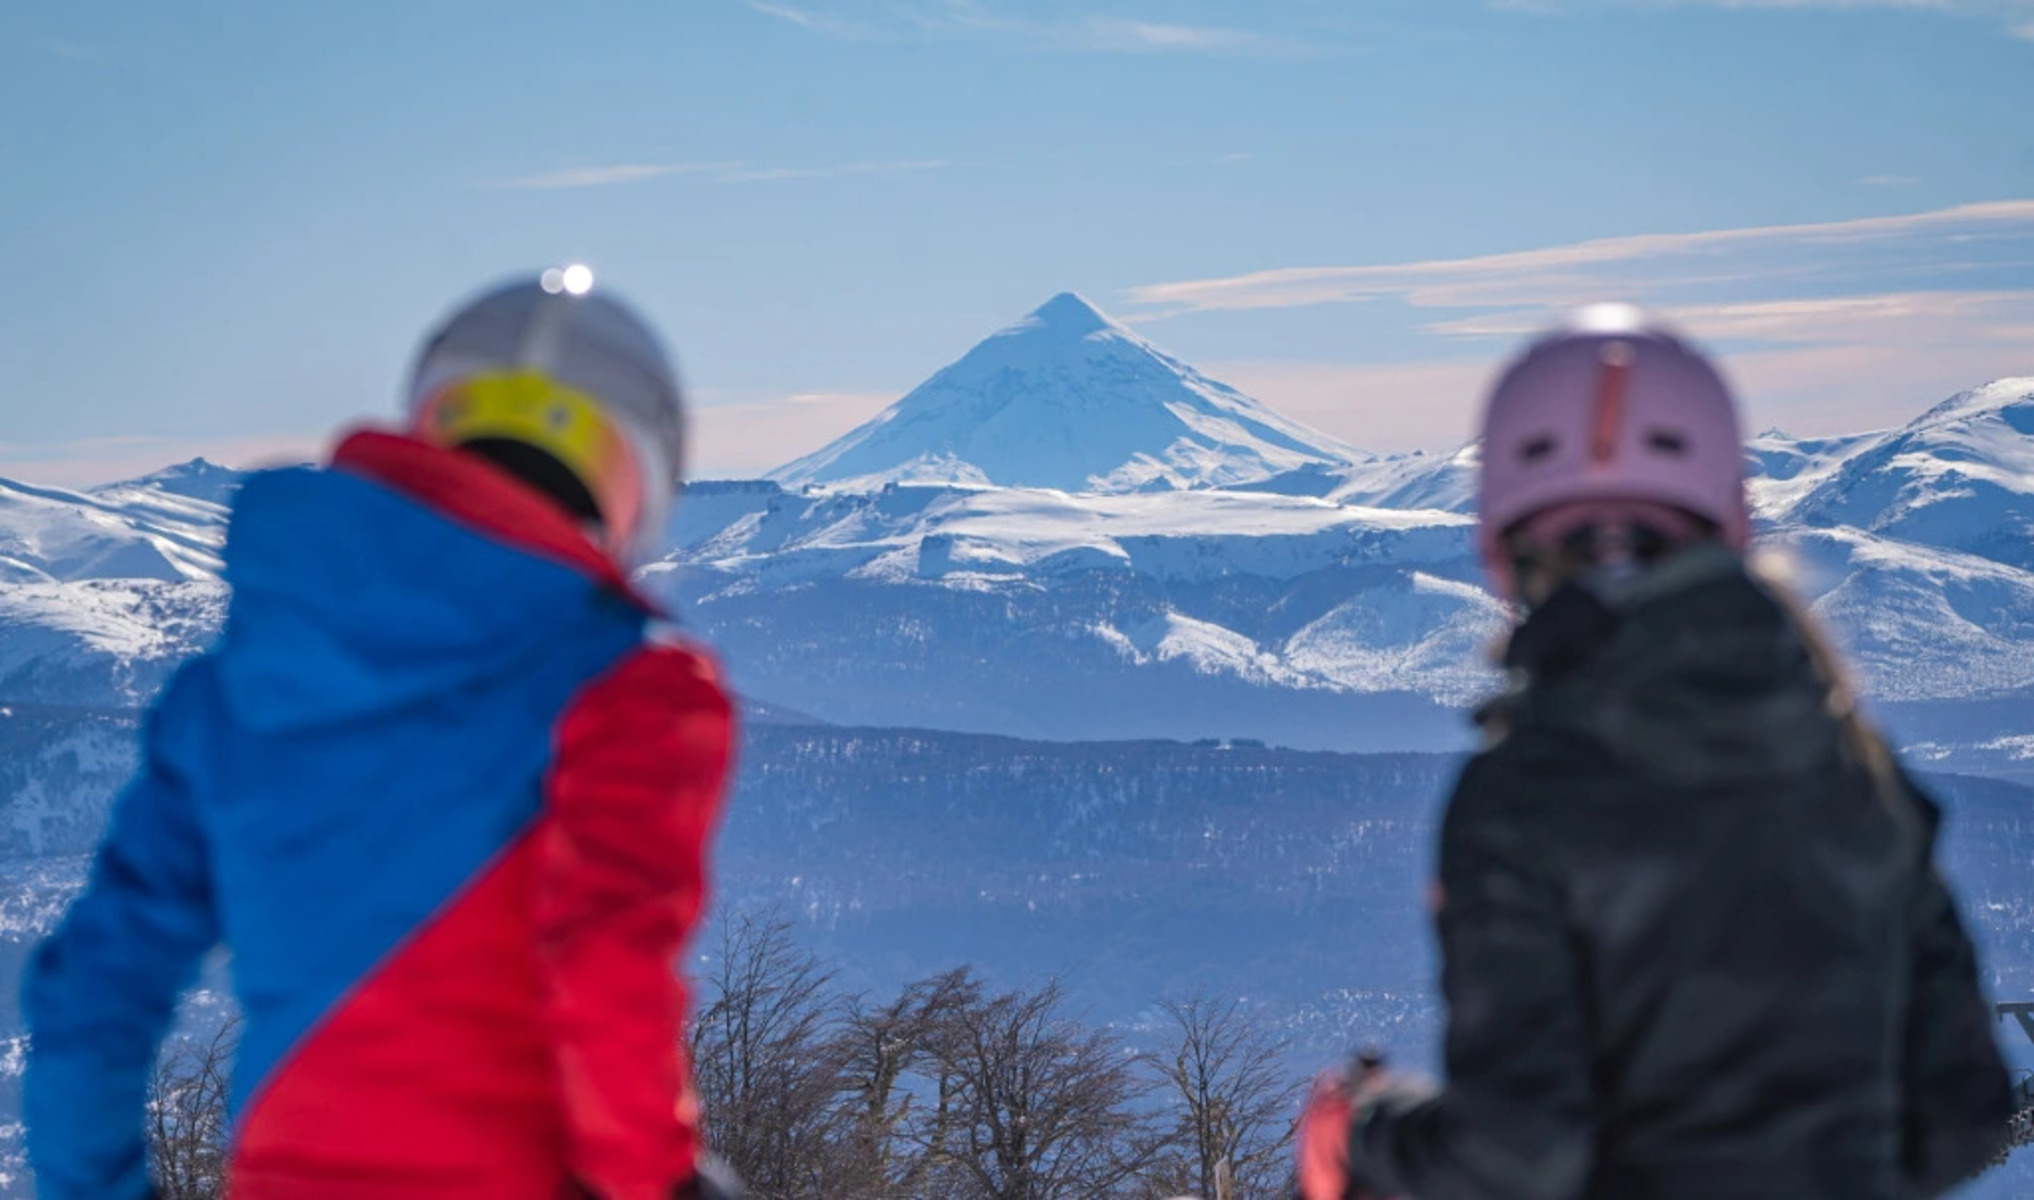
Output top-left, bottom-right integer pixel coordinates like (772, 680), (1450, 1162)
(1210, 290), (2034, 449)
(1498, 0), (2021, 11)
(742, 1), (882, 40)
(495, 158), (946, 190)
(496, 163), (735, 190)
(37, 37), (106, 63)
(1492, 0), (2034, 39)
(1074, 18), (1313, 55)
(1132, 200), (2034, 444)
(1124, 200), (2034, 315)
(0, 432), (322, 489)
(715, 159), (948, 183)
(1425, 289), (2034, 342)
(746, 0), (1324, 56)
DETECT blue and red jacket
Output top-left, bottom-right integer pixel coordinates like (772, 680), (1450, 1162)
(23, 430), (735, 1200)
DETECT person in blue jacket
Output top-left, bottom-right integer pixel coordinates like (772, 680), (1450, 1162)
(24, 271), (742, 1200)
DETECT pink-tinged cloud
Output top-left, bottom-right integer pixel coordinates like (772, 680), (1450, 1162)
(1124, 200), (2034, 315)
(1202, 360), (1497, 453)
(689, 392), (900, 478)
(1117, 201), (2034, 449)
(1730, 345), (2034, 437)
(1426, 289), (2034, 342)
(1208, 339), (2034, 455)
(0, 432), (325, 489)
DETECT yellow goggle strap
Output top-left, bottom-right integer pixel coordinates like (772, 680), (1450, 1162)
(416, 371), (631, 492)
(414, 370), (648, 553)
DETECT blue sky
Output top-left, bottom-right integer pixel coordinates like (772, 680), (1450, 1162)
(3, 0), (2032, 482)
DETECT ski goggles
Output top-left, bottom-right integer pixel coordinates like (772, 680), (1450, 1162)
(412, 369), (646, 546)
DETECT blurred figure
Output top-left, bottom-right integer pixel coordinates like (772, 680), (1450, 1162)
(24, 272), (742, 1200)
(1298, 307), (2010, 1199)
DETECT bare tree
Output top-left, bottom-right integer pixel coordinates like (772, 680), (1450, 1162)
(833, 967), (982, 1197)
(678, 909), (1307, 1199)
(689, 911), (855, 1198)
(919, 976), (1174, 1200)
(1149, 993), (1301, 1200)
(146, 1017), (239, 1200)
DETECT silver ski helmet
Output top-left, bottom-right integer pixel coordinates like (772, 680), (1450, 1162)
(405, 267), (685, 565)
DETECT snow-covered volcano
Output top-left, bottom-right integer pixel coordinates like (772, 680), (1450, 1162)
(769, 293), (1364, 492)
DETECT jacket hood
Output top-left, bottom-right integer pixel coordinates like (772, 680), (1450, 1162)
(215, 463), (641, 732)
(1498, 545), (1843, 786)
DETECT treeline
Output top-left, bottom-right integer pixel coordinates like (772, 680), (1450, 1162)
(689, 912), (1300, 1199)
(144, 911), (1305, 1200)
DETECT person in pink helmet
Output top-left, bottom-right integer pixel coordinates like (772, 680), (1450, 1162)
(1297, 306), (2010, 1200)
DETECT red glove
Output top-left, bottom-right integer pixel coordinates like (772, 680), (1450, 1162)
(1298, 1067), (1358, 1200)
(1297, 1053), (1405, 1200)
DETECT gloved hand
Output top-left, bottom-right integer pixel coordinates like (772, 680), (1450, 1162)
(1297, 1063), (1360, 1200)
(674, 1155), (744, 1200)
(1295, 1050), (1432, 1200)
(571, 1155), (744, 1200)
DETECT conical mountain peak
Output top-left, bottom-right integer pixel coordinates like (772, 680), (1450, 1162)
(1012, 291), (1119, 340)
(770, 293), (1362, 493)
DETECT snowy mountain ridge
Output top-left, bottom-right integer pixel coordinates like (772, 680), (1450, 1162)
(0, 288), (2027, 762)
(682, 372), (2034, 761)
(0, 472), (225, 586)
(1774, 378), (2034, 569)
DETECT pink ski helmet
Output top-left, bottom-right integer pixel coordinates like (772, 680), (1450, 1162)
(1476, 305), (1750, 598)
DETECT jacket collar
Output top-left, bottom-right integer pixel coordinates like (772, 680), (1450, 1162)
(329, 428), (654, 611)
(1502, 543), (1745, 682)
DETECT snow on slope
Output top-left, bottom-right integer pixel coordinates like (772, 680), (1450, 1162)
(666, 480), (1471, 586)
(1744, 429), (1883, 521)
(653, 479), (1504, 712)
(0, 475), (225, 584)
(1328, 443), (1480, 512)
(0, 580), (225, 708)
(1284, 571), (1508, 703)
(98, 457), (248, 508)
(770, 293), (1365, 493)
(1779, 378), (2034, 566)
(1227, 444), (1481, 514)
(0, 468), (232, 707)
(1778, 526), (2034, 700)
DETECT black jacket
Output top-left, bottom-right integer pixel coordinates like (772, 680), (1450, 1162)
(1350, 548), (2012, 1200)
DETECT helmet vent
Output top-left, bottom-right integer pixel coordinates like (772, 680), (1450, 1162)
(1520, 435), (1558, 464)
(1646, 429), (1689, 456)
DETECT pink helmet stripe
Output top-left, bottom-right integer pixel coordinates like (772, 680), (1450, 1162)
(1590, 343), (1634, 465)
